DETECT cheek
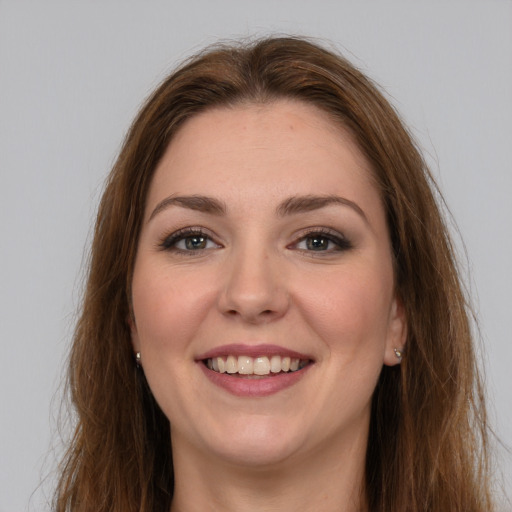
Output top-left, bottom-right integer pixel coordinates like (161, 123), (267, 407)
(130, 264), (218, 419)
(297, 264), (394, 354)
(131, 264), (215, 354)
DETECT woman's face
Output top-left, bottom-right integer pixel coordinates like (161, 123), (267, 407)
(130, 100), (406, 468)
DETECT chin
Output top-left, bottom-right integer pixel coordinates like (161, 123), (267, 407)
(199, 416), (307, 468)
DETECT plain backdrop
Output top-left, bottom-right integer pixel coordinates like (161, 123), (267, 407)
(1, 1), (511, 510)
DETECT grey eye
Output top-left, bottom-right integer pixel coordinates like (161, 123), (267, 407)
(293, 230), (352, 253)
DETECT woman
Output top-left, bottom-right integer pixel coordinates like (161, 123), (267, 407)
(54, 37), (494, 511)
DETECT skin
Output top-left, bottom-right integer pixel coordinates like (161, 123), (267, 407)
(130, 100), (407, 512)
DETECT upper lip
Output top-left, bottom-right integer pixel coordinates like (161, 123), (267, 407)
(196, 344), (314, 361)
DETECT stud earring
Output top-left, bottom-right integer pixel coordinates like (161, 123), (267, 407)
(135, 352), (141, 367)
(394, 348), (403, 362)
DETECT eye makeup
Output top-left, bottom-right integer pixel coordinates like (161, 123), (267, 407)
(157, 227), (221, 254)
(156, 224), (352, 258)
(290, 227), (352, 253)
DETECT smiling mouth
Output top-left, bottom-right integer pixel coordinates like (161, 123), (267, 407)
(203, 355), (311, 377)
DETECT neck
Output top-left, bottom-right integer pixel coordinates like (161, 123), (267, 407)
(169, 428), (369, 512)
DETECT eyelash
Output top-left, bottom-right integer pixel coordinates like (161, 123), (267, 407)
(158, 227), (219, 254)
(158, 227), (352, 254)
(291, 228), (352, 254)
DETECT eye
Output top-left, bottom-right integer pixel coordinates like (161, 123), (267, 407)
(159, 228), (220, 253)
(293, 229), (352, 253)
(176, 234), (215, 251)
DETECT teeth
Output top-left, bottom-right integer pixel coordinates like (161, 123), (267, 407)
(253, 356), (270, 375)
(226, 355), (237, 374)
(270, 355), (282, 373)
(205, 355), (310, 376)
(238, 356), (253, 375)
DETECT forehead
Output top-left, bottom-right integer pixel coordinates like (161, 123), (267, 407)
(146, 100), (381, 218)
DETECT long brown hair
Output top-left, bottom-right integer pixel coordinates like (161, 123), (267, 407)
(54, 36), (493, 511)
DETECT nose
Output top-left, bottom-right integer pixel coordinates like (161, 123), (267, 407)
(218, 246), (289, 324)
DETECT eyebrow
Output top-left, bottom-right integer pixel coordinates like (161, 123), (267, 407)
(148, 195), (226, 222)
(148, 193), (368, 225)
(276, 194), (369, 224)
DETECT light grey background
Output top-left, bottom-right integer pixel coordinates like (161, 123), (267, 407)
(1, 1), (511, 510)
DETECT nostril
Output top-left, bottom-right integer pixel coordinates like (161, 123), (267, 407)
(226, 308), (274, 316)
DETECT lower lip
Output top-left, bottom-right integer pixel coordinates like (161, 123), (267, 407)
(198, 363), (311, 397)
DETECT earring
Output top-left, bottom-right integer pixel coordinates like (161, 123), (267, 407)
(135, 352), (141, 367)
(394, 348), (403, 362)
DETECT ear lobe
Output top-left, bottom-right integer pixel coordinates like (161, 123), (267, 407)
(383, 296), (407, 367)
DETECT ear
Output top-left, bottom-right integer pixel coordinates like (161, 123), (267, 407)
(383, 295), (407, 366)
(127, 313), (141, 353)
